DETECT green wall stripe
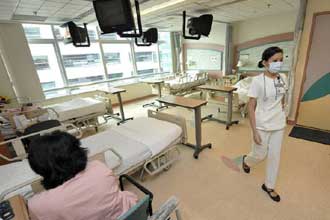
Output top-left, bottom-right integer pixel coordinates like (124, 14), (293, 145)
(302, 73), (330, 102)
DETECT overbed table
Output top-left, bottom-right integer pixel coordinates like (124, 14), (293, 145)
(157, 95), (212, 159)
(99, 87), (133, 125)
(197, 85), (239, 130)
(142, 80), (167, 111)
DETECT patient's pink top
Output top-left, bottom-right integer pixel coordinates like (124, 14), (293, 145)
(28, 161), (138, 220)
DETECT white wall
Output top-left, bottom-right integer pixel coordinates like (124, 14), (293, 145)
(233, 11), (298, 45)
(0, 23), (44, 102)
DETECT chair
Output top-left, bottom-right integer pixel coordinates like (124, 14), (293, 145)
(118, 175), (182, 220)
(118, 195), (151, 220)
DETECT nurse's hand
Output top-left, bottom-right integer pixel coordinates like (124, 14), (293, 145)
(253, 131), (262, 145)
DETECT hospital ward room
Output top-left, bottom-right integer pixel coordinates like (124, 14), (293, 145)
(1, 0), (330, 219)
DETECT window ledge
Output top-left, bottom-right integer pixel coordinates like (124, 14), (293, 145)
(44, 73), (173, 100)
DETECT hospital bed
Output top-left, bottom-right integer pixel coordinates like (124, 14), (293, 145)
(46, 97), (112, 131)
(162, 72), (208, 96)
(0, 104), (57, 139)
(0, 110), (187, 200)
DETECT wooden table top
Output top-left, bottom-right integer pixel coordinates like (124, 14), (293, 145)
(8, 195), (29, 220)
(197, 85), (237, 93)
(98, 87), (126, 94)
(157, 95), (207, 109)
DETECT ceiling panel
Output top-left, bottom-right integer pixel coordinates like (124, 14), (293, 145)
(0, 0), (299, 30)
(0, 0), (19, 20)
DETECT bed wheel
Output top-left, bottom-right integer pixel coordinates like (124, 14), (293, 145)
(164, 165), (171, 171)
(208, 145), (212, 149)
(194, 154), (199, 159)
(226, 126), (229, 130)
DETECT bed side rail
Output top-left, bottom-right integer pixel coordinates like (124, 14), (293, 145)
(147, 110), (187, 144)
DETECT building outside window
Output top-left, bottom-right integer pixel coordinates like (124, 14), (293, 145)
(134, 44), (160, 75)
(28, 44), (65, 91)
(23, 24), (53, 39)
(59, 42), (105, 85)
(102, 43), (134, 79)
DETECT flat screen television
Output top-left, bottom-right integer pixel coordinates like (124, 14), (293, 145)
(93, 0), (135, 34)
(61, 22), (90, 47)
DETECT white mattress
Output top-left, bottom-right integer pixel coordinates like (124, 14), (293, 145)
(115, 117), (182, 156)
(0, 160), (40, 199)
(48, 98), (106, 121)
(81, 129), (151, 174)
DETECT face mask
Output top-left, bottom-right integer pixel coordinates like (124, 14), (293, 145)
(268, 61), (283, 74)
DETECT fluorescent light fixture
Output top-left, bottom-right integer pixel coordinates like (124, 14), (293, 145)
(140, 0), (186, 15)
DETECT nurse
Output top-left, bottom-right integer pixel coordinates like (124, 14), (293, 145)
(242, 46), (287, 202)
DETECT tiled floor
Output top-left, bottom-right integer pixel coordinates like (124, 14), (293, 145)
(94, 97), (330, 220)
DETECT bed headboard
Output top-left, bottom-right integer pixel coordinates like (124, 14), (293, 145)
(147, 110), (187, 144)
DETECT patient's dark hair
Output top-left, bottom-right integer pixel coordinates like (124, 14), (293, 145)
(28, 131), (87, 190)
(258, 46), (283, 68)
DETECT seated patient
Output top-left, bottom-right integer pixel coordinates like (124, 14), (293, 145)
(27, 131), (138, 220)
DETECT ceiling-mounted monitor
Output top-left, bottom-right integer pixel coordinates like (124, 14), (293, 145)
(61, 21), (90, 47)
(135, 28), (158, 46)
(93, 0), (143, 38)
(182, 11), (213, 40)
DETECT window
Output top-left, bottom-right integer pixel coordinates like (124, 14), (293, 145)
(134, 44), (160, 75)
(102, 44), (134, 79)
(23, 23), (174, 97)
(33, 56), (50, 70)
(59, 43), (105, 85)
(158, 32), (173, 73)
(29, 44), (64, 90)
(104, 52), (120, 65)
(23, 24), (53, 39)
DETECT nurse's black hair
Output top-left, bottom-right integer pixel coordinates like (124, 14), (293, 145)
(27, 131), (87, 190)
(258, 46), (283, 68)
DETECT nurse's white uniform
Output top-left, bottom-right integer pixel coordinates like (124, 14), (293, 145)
(245, 73), (287, 189)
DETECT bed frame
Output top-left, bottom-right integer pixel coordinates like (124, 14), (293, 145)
(90, 110), (187, 180)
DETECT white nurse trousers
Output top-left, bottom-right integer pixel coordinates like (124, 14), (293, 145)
(245, 129), (284, 189)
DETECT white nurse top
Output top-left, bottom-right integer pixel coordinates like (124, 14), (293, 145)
(248, 73), (288, 131)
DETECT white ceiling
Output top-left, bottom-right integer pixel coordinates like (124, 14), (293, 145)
(0, 0), (300, 30)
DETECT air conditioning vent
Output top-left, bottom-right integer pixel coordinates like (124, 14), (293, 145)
(12, 14), (47, 22)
